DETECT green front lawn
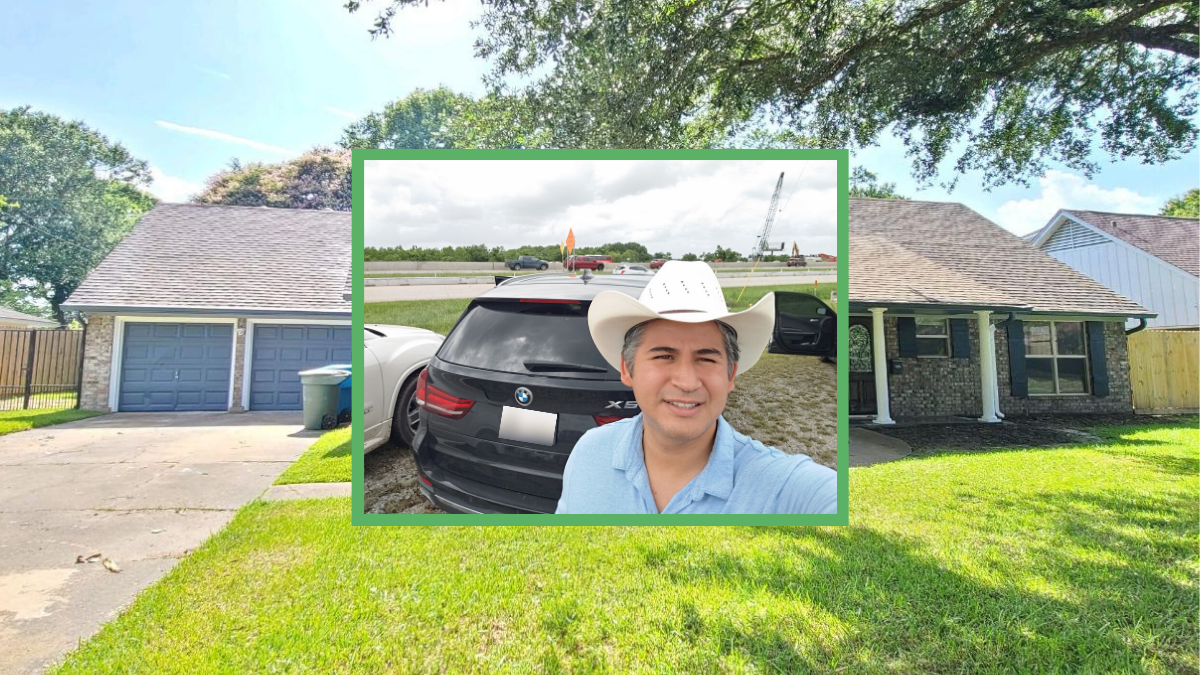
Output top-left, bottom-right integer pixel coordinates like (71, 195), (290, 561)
(49, 420), (1197, 674)
(273, 427), (351, 485)
(0, 407), (103, 436)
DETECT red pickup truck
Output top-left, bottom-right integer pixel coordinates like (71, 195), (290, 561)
(566, 255), (608, 271)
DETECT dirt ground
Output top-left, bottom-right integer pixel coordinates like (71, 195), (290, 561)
(722, 352), (837, 468)
(364, 444), (444, 514)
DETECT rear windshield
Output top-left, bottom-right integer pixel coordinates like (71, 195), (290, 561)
(438, 301), (621, 380)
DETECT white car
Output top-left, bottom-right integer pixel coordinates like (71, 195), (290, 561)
(613, 264), (652, 275)
(363, 324), (444, 453)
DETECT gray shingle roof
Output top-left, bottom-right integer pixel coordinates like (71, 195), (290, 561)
(64, 204), (350, 316)
(0, 306), (59, 327)
(1063, 210), (1199, 277)
(849, 198), (1152, 317)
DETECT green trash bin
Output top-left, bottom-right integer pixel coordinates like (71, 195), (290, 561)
(299, 367), (351, 431)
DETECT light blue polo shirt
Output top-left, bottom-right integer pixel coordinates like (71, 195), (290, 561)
(555, 414), (837, 514)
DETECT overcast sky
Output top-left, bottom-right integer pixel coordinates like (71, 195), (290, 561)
(364, 159), (838, 257)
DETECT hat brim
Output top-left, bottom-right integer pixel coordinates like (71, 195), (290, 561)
(587, 290), (777, 375)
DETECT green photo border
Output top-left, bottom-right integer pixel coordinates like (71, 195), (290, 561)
(351, 149), (848, 525)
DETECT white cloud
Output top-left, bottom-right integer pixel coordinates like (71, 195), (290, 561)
(155, 120), (297, 156)
(147, 166), (204, 203)
(364, 159), (838, 257)
(995, 170), (1159, 235)
(323, 106), (359, 120)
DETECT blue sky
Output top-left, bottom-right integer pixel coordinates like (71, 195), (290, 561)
(3, 0), (1196, 240)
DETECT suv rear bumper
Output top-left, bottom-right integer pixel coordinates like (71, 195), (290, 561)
(412, 426), (560, 514)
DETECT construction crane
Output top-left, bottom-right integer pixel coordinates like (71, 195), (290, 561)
(736, 172), (786, 303)
(749, 172), (785, 262)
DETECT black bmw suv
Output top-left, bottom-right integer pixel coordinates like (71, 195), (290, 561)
(411, 273), (837, 514)
(411, 272), (648, 514)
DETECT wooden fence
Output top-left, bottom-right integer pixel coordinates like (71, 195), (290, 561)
(1128, 328), (1199, 414)
(0, 328), (86, 410)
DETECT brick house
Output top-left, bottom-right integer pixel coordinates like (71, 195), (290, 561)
(62, 204), (351, 413)
(847, 198), (1154, 423)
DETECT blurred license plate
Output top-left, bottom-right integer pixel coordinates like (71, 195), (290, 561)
(499, 406), (557, 446)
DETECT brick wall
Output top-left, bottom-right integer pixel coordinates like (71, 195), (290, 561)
(882, 317), (983, 417)
(229, 318), (247, 412)
(79, 315), (114, 412)
(871, 315), (1134, 418)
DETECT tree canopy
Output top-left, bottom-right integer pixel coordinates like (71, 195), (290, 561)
(0, 107), (155, 324)
(349, 0), (1197, 187)
(340, 88), (471, 149)
(849, 168), (909, 200)
(194, 148), (351, 211)
(1160, 188), (1198, 217)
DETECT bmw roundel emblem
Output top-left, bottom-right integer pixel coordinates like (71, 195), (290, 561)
(515, 387), (533, 406)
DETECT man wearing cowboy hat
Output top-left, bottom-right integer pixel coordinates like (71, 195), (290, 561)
(556, 261), (837, 514)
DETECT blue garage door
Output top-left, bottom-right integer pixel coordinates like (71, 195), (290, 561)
(250, 324), (352, 410)
(119, 323), (233, 412)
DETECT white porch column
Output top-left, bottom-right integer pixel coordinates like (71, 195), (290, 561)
(870, 308), (894, 425)
(976, 310), (1000, 423)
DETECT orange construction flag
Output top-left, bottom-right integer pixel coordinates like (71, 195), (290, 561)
(566, 229), (576, 255)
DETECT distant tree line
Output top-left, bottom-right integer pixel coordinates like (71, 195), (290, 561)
(363, 241), (788, 263)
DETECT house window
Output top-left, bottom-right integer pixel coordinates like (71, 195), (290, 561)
(1024, 321), (1089, 395)
(915, 317), (950, 357)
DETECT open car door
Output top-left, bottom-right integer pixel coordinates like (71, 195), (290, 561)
(768, 291), (836, 357)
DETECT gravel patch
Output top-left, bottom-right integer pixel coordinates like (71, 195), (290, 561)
(364, 444), (445, 514)
(722, 352), (837, 469)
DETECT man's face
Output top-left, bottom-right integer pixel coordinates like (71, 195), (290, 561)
(620, 319), (737, 446)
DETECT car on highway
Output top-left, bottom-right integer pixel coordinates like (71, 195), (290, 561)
(787, 256), (807, 267)
(408, 275), (837, 514)
(649, 259), (668, 269)
(363, 325), (445, 453)
(613, 264), (652, 275)
(505, 255), (550, 271)
(565, 255), (605, 271)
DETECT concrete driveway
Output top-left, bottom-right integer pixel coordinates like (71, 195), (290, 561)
(0, 412), (318, 675)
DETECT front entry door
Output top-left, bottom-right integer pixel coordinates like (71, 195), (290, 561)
(849, 318), (877, 415)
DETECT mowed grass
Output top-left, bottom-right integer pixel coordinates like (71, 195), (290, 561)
(363, 283), (837, 337)
(366, 297), (471, 336)
(273, 427), (351, 485)
(0, 407), (103, 436)
(49, 419), (1197, 674)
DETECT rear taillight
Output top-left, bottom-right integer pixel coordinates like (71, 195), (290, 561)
(593, 415), (635, 426)
(416, 369), (474, 420)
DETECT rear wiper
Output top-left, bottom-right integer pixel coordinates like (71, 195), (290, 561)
(523, 360), (608, 373)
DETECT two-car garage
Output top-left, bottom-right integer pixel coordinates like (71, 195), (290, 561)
(116, 320), (350, 412)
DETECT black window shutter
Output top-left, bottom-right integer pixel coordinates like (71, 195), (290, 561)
(1086, 321), (1109, 397)
(950, 319), (971, 359)
(897, 317), (917, 357)
(1007, 320), (1028, 398)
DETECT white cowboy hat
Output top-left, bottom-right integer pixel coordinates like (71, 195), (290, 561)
(587, 261), (776, 374)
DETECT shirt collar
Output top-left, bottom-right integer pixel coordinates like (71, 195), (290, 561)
(611, 414), (736, 501)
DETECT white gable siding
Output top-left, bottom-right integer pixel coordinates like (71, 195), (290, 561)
(1041, 217), (1198, 328)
